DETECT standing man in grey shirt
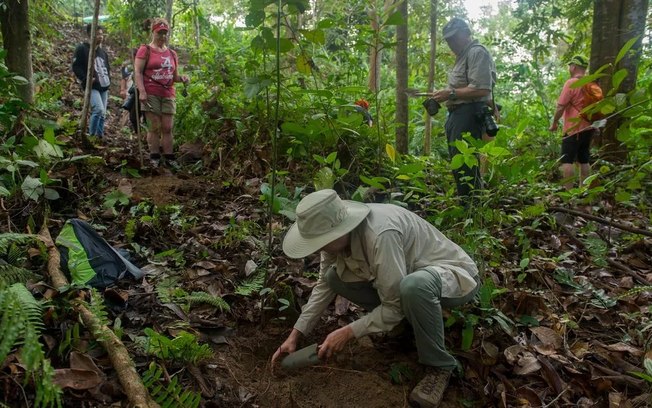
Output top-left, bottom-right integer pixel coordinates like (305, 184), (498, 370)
(272, 189), (480, 408)
(430, 18), (497, 199)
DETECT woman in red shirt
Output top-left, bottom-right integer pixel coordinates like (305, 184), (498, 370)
(134, 18), (189, 168)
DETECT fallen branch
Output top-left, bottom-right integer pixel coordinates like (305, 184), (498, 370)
(38, 224), (68, 290)
(38, 223), (159, 408)
(558, 224), (649, 285)
(549, 206), (652, 237)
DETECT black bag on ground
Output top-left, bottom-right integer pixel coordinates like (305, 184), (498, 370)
(56, 219), (143, 288)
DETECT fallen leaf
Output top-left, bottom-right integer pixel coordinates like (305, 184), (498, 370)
(570, 341), (591, 359)
(244, 260), (257, 277)
(482, 340), (499, 359)
(53, 368), (102, 390)
(604, 342), (643, 357)
(70, 352), (103, 376)
(334, 296), (350, 316)
(514, 353), (541, 375)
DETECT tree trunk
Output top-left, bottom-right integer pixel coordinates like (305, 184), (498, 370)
(193, 0), (200, 49)
(424, 0), (437, 155)
(166, 0), (174, 36)
(395, 0), (408, 154)
(0, 0), (34, 104)
(590, 0), (648, 161)
(367, 8), (381, 92)
(79, 0), (101, 144)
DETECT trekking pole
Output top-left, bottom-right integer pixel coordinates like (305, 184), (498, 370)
(134, 88), (144, 168)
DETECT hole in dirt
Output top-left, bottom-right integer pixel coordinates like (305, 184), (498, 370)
(212, 325), (422, 408)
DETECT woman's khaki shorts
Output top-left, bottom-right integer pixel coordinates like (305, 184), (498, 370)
(141, 95), (176, 115)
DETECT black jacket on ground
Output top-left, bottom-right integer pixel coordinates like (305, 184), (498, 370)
(72, 42), (111, 91)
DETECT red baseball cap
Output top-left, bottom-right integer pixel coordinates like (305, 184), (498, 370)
(152, 21), (169, 33)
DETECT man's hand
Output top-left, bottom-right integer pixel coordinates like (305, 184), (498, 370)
(318, 326), (354, 360)
(549, 122), (558, 132)
(430, 89), (450, 103)
(271, 329), (302, 367)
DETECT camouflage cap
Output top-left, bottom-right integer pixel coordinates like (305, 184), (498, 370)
(442, 17), (470, 39)
(569, 55), (588, 68)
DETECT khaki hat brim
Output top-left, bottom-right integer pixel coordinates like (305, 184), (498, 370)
(282, 201), (370, 259)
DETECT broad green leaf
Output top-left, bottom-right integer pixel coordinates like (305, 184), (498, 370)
(34, 139), (63, 159)
(245, 11), (265, 27)
(278, 38), (294, 53)
(396, 174), (411, 180)
(359, 175), (388, 190)
(21, 176), (43, 201)
(398, 162), (424, 174)
(614, 36), (639, 65)
(285, 0), (309, 13)
(299, 89), (333, 98)
(615, 190), (631, 202)
(385, 143), (396, 163)
(43, 188), (60, 200)
(314, 167), (334, 190)
(461, 323), (474, 351)
(16, 159), (38, 167)
(644, 354), (652, 375)
(611, 68), (628, 90)
(519, 258), (530, 269)
(0, 185), (10, 197)
(383, 11), (404, 26)
(300, 29), (325, 45)
(282, 122), (312, 136)
(325, 152), (337, 164)
(296, 54), (311, 74)
(317, 19), (336, 29)
(453, 140), (472, 154)
(450, 154), (464, 170)
(464, 155), (478, 168)
(518, 315), (540, 326)
(11, 75), (28, 84)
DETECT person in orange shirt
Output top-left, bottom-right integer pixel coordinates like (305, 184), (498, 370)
(549, 55), (597, 190)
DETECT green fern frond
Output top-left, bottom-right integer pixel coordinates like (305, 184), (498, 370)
(0, 263), (38, 288)
(617, 286), (652, 300)
(0, 283), (61, 407)
(143, 362), (201, 408)
(187, 292), (230, 312)
(0, 233), (37, 255)
(142, 328), (213, 365)
(156, 276), (188, 304)
(78, 289), (112, 342)
(6, 242), (28, 265)
(234, 270), (265, 297)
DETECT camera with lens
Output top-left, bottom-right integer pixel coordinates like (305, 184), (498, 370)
(422, 98), (441, 116)
(477, 105), (499, 136)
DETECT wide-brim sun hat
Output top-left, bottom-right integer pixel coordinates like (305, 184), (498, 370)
(282, 189), (370, 259)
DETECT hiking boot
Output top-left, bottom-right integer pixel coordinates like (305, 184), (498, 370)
(409, 367), (452, 408)
(149, 158), (160, 169)
(166, 159), (180, 171)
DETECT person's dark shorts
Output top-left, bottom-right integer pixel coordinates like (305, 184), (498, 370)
(561, 129), (595, 164)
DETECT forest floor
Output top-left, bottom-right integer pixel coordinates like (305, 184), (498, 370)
(2, 22), (651, 408)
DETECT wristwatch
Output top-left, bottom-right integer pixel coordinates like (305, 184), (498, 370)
(449, 88), (457, 101)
